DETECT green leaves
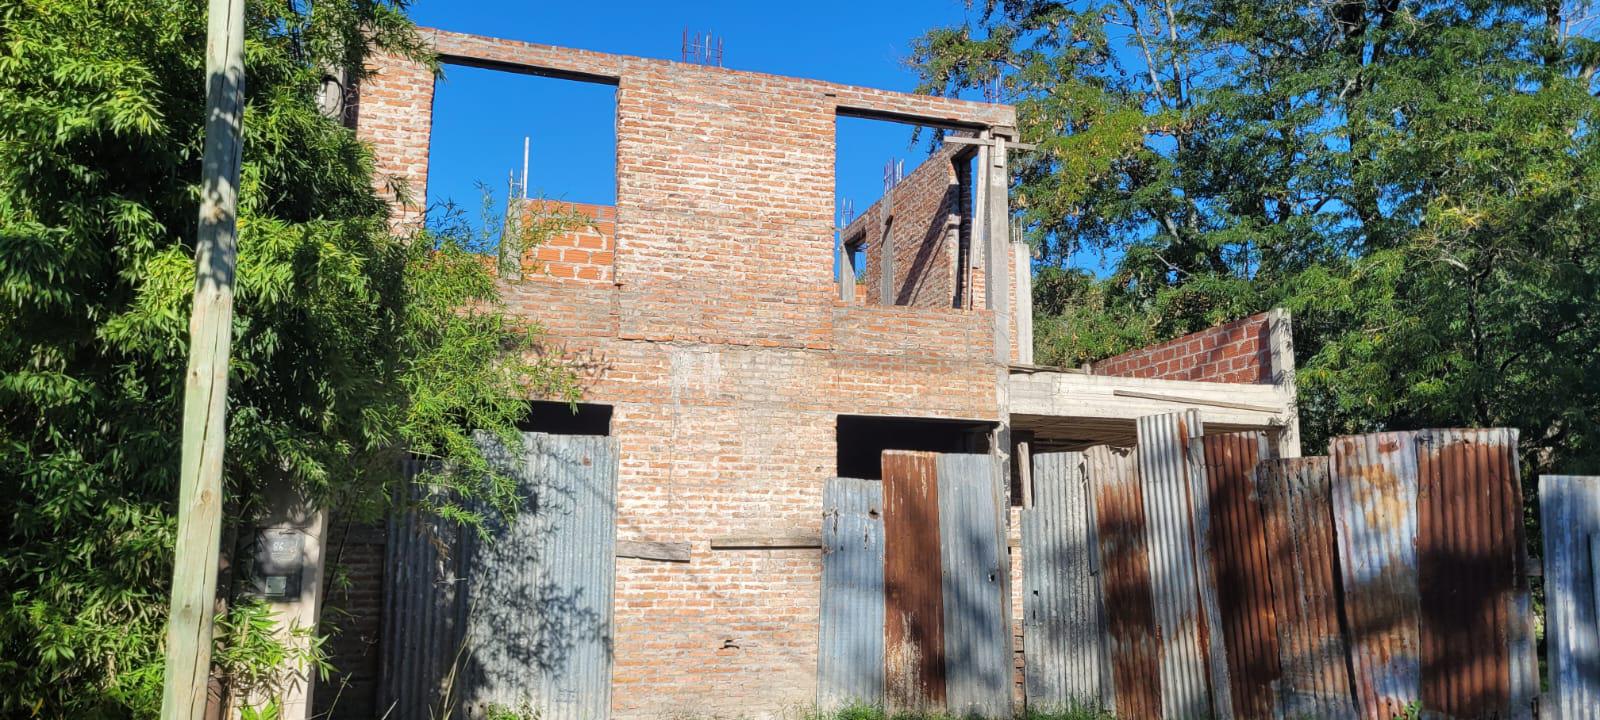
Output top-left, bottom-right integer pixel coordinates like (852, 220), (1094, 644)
(0, 0), (578, 715)
(915, 0), (1600, 471)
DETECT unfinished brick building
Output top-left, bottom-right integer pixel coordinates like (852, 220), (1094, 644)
(317, 28), (1301, 720)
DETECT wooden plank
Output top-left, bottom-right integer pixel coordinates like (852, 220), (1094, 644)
(1112, 388), (1282, 414)
(616, 540), (691, 562)
(709, 534), (821, 550)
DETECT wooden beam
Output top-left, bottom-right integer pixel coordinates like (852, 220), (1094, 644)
(710, 534), (822, 550)
(616, 540), (691, 563)
(1111, 388), (1283, 414)
(162, 0), (245, 717)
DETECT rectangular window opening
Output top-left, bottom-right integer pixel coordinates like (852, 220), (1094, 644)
(426, 63), (618, 284)
(517, 401), (614, 436)
(835, 116), (980, 310)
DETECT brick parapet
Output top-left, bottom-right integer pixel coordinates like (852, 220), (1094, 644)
(1090, 311), (1275, 384)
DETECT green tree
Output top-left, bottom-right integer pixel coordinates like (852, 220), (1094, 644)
(914, 0), (1600, 471)
(0, 1), (577, 715)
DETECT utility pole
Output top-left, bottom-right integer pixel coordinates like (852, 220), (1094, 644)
(160, 0), (245, 717)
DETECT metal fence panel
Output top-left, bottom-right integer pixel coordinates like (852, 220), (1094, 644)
(1542, 475), (1600, 720)
(1257, 457), (1357, 720)
(1330, 431), (1421, 720)
(1088, 445), (1162, 719)
(1201, 431), (1280, 720)
(1415, 428), (1534, 719)
(379, 457), (467, 720)
(818, 477), (886, 712)
(1022, 451), (1112, 712)
(461, 432), (618, 720)
(883, 450), (948, 714)
(938, 453), (1013, 719)
(1137, 411), (1225, 720)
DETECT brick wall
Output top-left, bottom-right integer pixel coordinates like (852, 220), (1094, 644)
(841, 143), (976, 310)
(1090, 311), (1275, 383)
(313, 520), (387, 719)
(521, 200), (616, 283)
(344, 28), (1018, 719)
(352, 52), (434, 232)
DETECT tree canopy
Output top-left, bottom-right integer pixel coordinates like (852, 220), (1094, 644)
(914, 0), (1600, 470)
(0, 1), (574, 715)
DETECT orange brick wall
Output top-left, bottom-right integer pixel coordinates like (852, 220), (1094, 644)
(521, 200), (616, 283)
(1090, 311), (1274, 384)
(346, 28), (1018, 719)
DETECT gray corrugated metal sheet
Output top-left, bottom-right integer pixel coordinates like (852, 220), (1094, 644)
(1022, 451), (1112, 713)
(1136, 411), (1226, 720)
(817, 476), (886, 712)
(1087, 445), (1161, 718)
(1415, 428), (1534, 719)
(462, 432), (618, 720)
(379, 456), (467, 720)
(937, 453), (1013, 719)
(1330, 431), (1421, 720)
(1256, 457), (1357, 720)
(1541, 475), (1600, 720)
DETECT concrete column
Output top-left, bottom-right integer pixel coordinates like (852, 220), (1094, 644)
(240, 478), (329, 720)
(1267, 307), (1303, 457)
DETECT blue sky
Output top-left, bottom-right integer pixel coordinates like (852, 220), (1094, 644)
(411, 0), (980, 241)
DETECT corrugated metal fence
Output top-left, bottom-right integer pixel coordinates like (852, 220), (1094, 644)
(1020, 421), (1540, 720)
(1201, 431), (1280, 720)
(1021, 451), (1112, 712)
(818, 476), (885, 712)
(380, 456), (466, 720)
(379, 432), (618, 720)
(1136, 411), (1228, 720)
(1256, 457), (1357, 719)
(1540, 475), (1600, 720)
(819, 451), (1011, 717)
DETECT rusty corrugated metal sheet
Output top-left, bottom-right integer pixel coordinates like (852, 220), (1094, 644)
(1022, 451), (1113, 712)
(379, 456), (467, 720)
(1201, 431), (1280, 720)
(1257, 457), (1358, 720)
(937, 453), (1012, 718)
(1540, 474), (1600, 720)
(461, 432), (618, 720)
(1330, 431), (1421, 720)
(1415, 428), (1535, 719)
(883, 450), (947, 714)
(1088, 445), (1161, 719)
(818, 476), (886, 711)
(1136, 411), (1225, 720)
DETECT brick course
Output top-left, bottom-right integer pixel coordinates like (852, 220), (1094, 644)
(344, 28), (1019, 719)
(1089, 311), (1275, 384)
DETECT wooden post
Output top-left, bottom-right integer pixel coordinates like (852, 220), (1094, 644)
(161, 0), (245, 717)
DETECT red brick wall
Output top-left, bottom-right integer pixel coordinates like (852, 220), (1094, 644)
(347, 28), (1018, 719)
(521, 200), (616, 283)
(353, 52), (434, 232)
(313, 520), (387, 719)
(842, 143), (975, 309)
(1090, 311), (1274, 383)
